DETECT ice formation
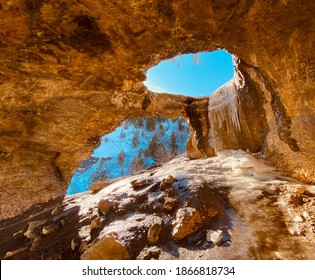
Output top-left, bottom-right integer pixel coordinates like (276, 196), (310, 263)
(208, 56), (245, 152)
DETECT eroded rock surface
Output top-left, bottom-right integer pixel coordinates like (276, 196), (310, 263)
(0, 1), (314, 224)
(1, 151), (314, 260)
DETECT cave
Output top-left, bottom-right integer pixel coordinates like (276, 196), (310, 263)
(0, 0), (314, 260)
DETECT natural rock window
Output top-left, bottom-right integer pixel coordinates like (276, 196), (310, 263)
(67, 117), (190, 194)
(144, 50), (234, 97)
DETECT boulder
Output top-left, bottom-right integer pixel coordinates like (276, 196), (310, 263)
(147, 218), (163, 245)
(98, 199), (118, 215)
(172, 207), (203, 240)
(81, 234), (130, 260)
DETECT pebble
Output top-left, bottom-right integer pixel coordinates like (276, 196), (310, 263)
(302, 211), (310, 220)
(90, 216), (103, 230)
(98, 199), (118, 215)
(130, 178), (153, 189)
(293, 215), (304, 223)
(294, 187), (305, 194)
(42, 224), (57, 235)
(160, 176), (176, 190)
(51, 206), (64, 216)
(206, 230), (223, 245)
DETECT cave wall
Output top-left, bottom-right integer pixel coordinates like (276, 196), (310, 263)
(0, 0), (314, 219)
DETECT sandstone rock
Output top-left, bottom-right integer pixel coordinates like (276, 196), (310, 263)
(293, 215), (304, 223)
(90, 216), (103, 230)
(205, 206), (220, 218)
(51, 206), (64, 216)
(71, 236), (81, 250)
(130, 178), (153, 189)
(206, 230), (223, 245)
(163, 197), (178, 211)
(30, 237), (41, 252)
(137, 246), (161, 260)
(294, 187), (305, 195)
(24, 220), (46, 239)
(98, 199), (118, 215)
(89, 181), (111, 192)
(172, 207), (203, 240)
(4, 247), (28, 259)
(164, 187), (177, 198)
(289, 194), (304, 206)
(81, 235), (130, 260)
(160, 176), (176, 190)
(147, 219), (163, 245)
(302, 211), (310, 220)
(42, 224), (57, 235)
(78, 241), (88, 253)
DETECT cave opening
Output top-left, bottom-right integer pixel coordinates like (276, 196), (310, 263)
(144, 50), (235, 97)
(66, 116), (190, 195)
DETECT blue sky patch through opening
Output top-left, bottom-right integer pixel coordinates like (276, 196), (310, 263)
(144, 50), (234, 97)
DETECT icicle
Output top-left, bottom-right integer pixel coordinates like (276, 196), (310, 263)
(208, 57), (245, 152)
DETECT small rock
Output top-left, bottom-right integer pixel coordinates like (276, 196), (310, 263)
(165, 175), (176, 184)
(164, 187), (177, 198)
(130, 178), (153, 189)
(98, 199), (118, 215)
(160, 176), (176, 190)
(71, 236), (81, 250)
(302, 211), (310, 220)
(137, 246), (161, 260)
(90, 216), (103, 230)
(147, 219), (163, 245)
(288, 224), (301, 235)
(4, 247), (28, 259)
(81, 234), (131, 260)
(289, 194), (303, 206)
(42, 224), (57, 235)
(205, 207), (219, 218)
(79, 241), (88, 253)
(30, 237), (41, 251)
(24, 220), (46, 239)
(163, 197), (178, 211)
(89, 181), (111, 192)
(293, 215), (304, 223)
(172, 207), (203, 240)
(206, 230), (223, 245)
(310, 200), (315, 207)
(51, 205), (64, 216)
(274, 251), (288, 260)
(294, 187), (305, 194)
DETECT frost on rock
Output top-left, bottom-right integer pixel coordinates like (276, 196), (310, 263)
(208, 57), (245, 152)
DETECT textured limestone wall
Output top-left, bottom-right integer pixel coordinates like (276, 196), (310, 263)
(0, 0), (314, 219)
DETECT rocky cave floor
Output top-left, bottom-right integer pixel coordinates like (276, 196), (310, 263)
(1, 150), (314, 260)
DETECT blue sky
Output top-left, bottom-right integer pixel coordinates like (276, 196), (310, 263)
(144, 50), (234, 97)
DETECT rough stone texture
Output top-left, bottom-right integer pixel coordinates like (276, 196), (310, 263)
(1, 152), (315, 260)
(0, 0), (314, 219)
(81, 234), (131, 260)
(172, 207), (203, 240)
(147, 216), (163, 245)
